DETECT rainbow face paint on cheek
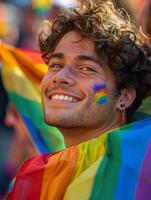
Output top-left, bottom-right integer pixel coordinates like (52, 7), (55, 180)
(93, 83), (108, 105)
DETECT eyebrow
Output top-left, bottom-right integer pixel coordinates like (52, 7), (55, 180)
(49, 52), (64, 60)
(49, 53), (100, 65)
(77, 55), (100, 65)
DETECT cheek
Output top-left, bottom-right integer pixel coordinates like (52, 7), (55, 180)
(40, 74), (51, 93)
(92, 83), (108, 105)
(40, 79), (46, 95)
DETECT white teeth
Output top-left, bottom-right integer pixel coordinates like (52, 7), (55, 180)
(52, 95), (56, 100)
(59, 95), (64, 100)
(51, 95), (77, 102)
(69, 97), (73, 101)
(64, 96), (68, 100)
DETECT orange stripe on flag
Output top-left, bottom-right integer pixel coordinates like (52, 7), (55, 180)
(40, 146), (79, 200)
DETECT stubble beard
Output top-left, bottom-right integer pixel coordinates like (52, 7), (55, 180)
(44, 109), (87, 129)
(43, 103), (106, 132)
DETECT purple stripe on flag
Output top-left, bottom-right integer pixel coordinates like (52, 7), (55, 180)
(135, 141), (151, 200)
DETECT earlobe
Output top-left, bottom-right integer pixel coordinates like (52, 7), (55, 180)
(116, 88), (136, 110)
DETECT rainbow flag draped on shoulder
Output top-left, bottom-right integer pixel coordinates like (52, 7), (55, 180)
(0, 43), (65, 153)
(7, 117), (151, 200)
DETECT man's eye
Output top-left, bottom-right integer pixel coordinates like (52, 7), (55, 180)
(79, 66), (97, 72)
(48, 64), (63, 70)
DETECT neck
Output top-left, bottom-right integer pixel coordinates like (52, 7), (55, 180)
(59, 113), (125, 147)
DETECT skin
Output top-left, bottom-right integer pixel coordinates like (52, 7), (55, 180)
(41, 31), (135, 147)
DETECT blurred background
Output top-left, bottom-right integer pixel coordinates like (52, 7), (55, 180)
(0, 0), (151, 199)
(0, 0), (150, 49)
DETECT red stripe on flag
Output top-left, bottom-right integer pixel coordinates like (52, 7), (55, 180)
(7, 154), (53, 200)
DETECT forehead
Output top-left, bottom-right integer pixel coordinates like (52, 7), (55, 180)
(53, 31), (98, 58)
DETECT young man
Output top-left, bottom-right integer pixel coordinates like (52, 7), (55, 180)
(7, 0), (151, 199)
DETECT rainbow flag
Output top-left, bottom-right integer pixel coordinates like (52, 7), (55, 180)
(93, 84), (108, 105)
(0, 43), (65, 153)
(7, 117), (151, 199)
(32, 0), (52, 14)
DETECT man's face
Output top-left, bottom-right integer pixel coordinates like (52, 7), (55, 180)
(41, 31), (119, 130)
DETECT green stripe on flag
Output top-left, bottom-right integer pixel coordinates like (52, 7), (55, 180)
(8, 92), (65, 152)
(89, 130), (122, 200)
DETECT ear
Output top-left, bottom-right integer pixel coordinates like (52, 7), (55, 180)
(116, 88), (136, 111)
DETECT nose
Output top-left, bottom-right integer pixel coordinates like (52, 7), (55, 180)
(52, 67), (76, 87)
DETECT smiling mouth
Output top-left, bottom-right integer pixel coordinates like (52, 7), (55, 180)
(49, 94), (79, 103)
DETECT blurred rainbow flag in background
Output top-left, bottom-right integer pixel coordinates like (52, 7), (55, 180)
(0, 43), (65, 153)
(32, 0), (53, 14)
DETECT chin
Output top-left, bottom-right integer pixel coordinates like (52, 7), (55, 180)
(44, 114), (66, 127)
(44, 114), (80, 129)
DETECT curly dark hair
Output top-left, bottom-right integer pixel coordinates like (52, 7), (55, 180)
(38, 0), (151, 122)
